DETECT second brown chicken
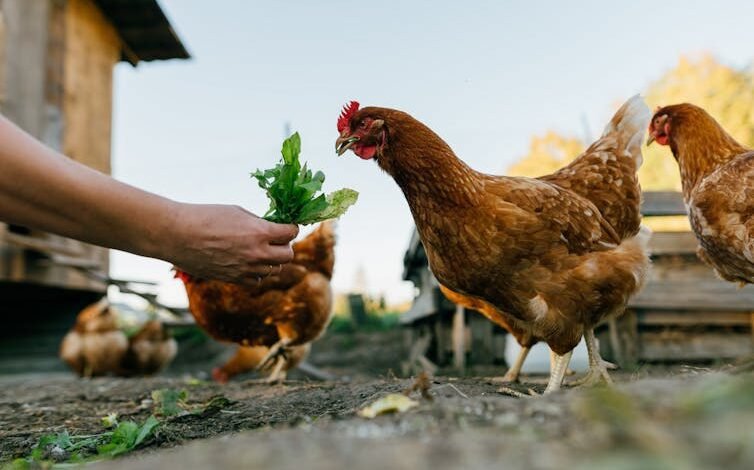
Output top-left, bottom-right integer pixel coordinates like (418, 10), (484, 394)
(176, 221), (335, 383)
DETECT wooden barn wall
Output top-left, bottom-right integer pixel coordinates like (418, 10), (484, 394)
(0, 0), (50, 138)
(63, 0), (120, 174)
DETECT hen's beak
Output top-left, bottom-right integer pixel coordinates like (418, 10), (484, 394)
(646, 132), (656, 146)
(336, 135), (359, 156)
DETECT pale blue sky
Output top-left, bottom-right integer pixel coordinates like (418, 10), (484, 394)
(110, 0), (754, 307)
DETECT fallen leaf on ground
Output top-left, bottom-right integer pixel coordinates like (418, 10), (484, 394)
(358, 393), (419, 419)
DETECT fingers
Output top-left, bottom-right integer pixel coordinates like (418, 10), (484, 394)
(266, 222), (299, 244)
(246, 263), (277, 277)
(257, 242), (295, 264)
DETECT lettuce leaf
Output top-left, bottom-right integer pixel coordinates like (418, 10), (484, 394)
(252, 132), (358, 224)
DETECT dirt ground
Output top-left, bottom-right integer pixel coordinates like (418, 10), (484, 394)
(2, 329), (754, 469)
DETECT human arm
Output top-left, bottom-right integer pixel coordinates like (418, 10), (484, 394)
(0, 114), (298, 282)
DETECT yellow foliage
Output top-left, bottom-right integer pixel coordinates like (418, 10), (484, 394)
(508, 131), (584, 177)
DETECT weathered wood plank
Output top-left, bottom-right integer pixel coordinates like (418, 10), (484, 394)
(0, 0), (50, 136)
(648, 231), (698, 256)
(630, 280), (754, 311)
(642, 191), (686, 217)
(638, 331), (753, 360)
(637, 311), (753, 326)
(63, 0), (119, 174)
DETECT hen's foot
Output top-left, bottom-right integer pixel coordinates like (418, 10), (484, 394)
(256, 339), (291, 371)
(569, 328), (615, 387)
(569, 359), (615, 387)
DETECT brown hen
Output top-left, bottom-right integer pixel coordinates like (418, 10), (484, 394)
(648, 103), (754, 285)
(59, 298), (129, 377)
(176, 221), (335, 382)
(336, 97), (651, 393)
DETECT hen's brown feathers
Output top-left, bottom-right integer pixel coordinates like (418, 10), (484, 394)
(543, 96), (649, 240)
(179, 222), (335, 352)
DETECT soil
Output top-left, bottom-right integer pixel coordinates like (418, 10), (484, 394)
(2, 329), (754, 470)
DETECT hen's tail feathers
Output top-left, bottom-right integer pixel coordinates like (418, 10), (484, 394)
(601, 95), (651, 167)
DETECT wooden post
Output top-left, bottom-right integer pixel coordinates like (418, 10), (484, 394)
(607, 316), (624, 367)
(347, 293), (368, 326)
(469, 313), (494, 365)
(452, 305), (466, 372)
(433, 317), (448, 365)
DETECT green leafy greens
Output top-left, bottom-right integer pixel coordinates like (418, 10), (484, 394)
(7, 415), (159, 469)
(252, 132), (358, 224)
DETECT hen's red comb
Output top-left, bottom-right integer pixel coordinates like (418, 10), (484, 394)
(337, 101), (360, 132)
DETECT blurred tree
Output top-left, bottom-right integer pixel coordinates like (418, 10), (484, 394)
(507, 131), (584, 177)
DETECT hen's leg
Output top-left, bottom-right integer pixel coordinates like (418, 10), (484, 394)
(543, 350), (573, 394)
(569, 328), (615, 387)
(498, 349), (573, 398)
(256, 338), (291, 372)
(493, 346), (530, 383)
(550, 349), (577, 376)
(263, 357), (287, 384)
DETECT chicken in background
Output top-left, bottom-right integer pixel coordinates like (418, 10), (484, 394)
(121, 320), (178, 377)
(335, 97), (651, 394)
(60, 298), (129, 377)
(176, 221), (335, 383)
(648, 103), (754, 285)
(212, 344), (311, 383)
(60, 300), (178, 377)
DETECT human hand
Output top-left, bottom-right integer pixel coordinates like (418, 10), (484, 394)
(166, 203), (299, 283)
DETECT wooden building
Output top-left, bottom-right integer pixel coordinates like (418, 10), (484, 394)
(401, 191), (754, 371)
(0, 0), (188, 370)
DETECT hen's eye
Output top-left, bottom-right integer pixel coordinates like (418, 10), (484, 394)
(359, 121), (368, 129)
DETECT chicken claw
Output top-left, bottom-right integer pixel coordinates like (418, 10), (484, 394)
(262, 357), (288, 384)
(569, 328), (615, 387)
(256, 338), (291, 372)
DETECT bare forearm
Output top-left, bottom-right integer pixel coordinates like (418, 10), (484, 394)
(0, 114), (299, 282)
(0, 115), (176, 260)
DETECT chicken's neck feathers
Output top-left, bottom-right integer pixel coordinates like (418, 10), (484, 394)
(379, 139), (485, 212)
(672, 122), (749, 201)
